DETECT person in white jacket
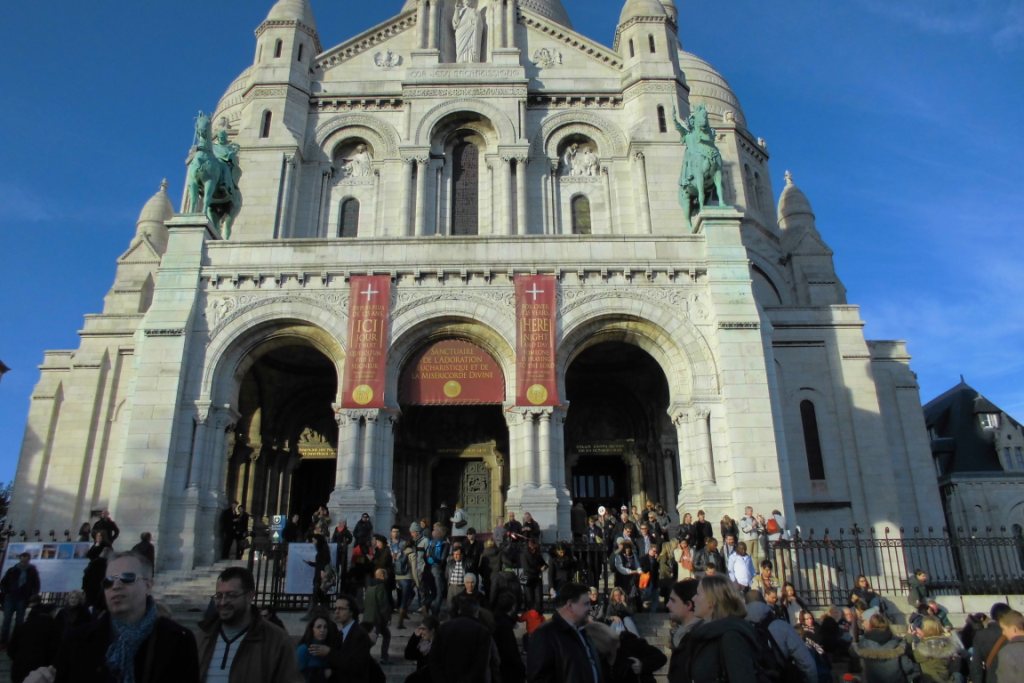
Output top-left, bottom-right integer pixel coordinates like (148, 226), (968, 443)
(728, 541), (756, 590)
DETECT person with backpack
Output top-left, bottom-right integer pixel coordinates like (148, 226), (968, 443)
(745, 598), (817, 683)
(851, 613), (920, 682)
(388, 525), (414, 629)
(424, 526), (449, 617)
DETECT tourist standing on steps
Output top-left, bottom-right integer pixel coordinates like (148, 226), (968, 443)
(231, 505), (250, 560)
(325, 595), (373, 683)
(23, 550), (199, 683)
(131, 532), (156, 570)
(197, 566), (297, 683)
(1, 551), (40, 646)
(92, 510), (120, 545)
(527, 582), (602, 683)
(667, 579), (703, 683)
(220, 503), (237, 560)
(450, 501), (469, 545)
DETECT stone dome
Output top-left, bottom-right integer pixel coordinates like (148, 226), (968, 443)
(265, 0), (317, 26)
(619, 0), (666, 24)
(678, 50), (746, 127)
(519, 0), (573, 28)
(137, 180), (174, 227)
(777, 171), (815, 228)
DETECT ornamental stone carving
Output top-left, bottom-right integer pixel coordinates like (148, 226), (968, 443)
(532, 47), (563, 68)
(373, 49), (402, 68)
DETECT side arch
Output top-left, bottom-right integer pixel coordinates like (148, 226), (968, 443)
(531, 110), (628, 161)
(200, 297), (348, 407)
(313, 113), (402, 159)
(558, 299), (719, 404)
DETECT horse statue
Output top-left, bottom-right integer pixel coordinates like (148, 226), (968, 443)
(185, 111), (240, 239)
(674, 104), (726, 231)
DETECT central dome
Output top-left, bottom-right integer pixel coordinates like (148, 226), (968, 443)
(519, 0), (572, 28)
(678, 50), (746, 127)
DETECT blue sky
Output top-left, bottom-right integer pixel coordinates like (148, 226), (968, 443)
(1, 1), (1022, 484)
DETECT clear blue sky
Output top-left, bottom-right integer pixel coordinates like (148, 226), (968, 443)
(1, 1), (1022, 484)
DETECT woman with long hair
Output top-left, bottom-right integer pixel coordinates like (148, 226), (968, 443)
(850, 574), (883, 611)
(782, 581), (809, 625)
(677, 574), (758, 681)
(296, 614), (340, 683)
(674, 539), (694, 581)
(604, 586), (639, 635)
(911, 615), (963, 683)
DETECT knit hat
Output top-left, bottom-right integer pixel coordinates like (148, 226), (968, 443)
(409, 522), (422, 533)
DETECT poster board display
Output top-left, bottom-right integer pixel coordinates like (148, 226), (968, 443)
(283, 543), (339, 595)
(1, 542), (92, 594)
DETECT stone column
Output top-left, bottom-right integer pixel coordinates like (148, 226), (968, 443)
(362, 413), (379, 489)
(374, 411), (399, 530)
(519, 407), (571, 541)
(329, 408), (377, 528)
(536, 409), (553, 490)
(414, 157), (429, 236)
(503, 408), (531, 513)
(418, 0), (429, 48)
(602, 166), (616, 234)
(505, 0), (515, 48)
(633, 152), (652, 234)
(691, 407), (714, 486)
(501, 156), (514, 235)
(400, 157), (414, 236)
(549, 160), (561, 233)
(494, 0), (506, 49)
(515, 156), (528, 235)
(670, 406), (695, 515)
(428, 0), (439, 49)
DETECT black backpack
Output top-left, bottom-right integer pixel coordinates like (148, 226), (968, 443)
(751, 615), (804, 683)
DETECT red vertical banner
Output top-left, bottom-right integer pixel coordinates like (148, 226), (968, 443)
(342, 275), (391, 408)
(515, 274), (558, 406)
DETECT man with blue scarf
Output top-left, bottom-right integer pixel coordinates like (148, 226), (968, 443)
(23, 550), (199, 683)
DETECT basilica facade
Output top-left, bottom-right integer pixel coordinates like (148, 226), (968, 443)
(11, 0), (945, 570)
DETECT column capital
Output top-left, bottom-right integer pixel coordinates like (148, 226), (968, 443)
(633, 151), (645, 162)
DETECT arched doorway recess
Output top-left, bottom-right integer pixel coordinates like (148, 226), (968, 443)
(228, 341), (338, 532)
(393, 338), (509, 532)
(564, 342), (678, 516)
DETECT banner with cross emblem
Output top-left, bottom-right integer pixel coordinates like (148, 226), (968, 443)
(515, 274), (558, 406)
(342, 275), (391, 408)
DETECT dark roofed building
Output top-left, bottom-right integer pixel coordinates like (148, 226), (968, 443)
(924, 379), (1024, 536)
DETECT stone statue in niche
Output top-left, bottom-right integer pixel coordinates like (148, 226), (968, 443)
(339, 144), (372, 179)
(452, 0), (481, 63)
(562, 143), (598, 177)
(673, 104), (726, 230)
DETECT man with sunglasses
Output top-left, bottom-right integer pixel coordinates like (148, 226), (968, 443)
(24, 550), (199, 683)
(196, 566), (297, 683)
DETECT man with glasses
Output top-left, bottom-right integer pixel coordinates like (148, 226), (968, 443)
(197, 566), (297, 683)
(24, 551), (199, 683)
(325, 594), (372, 682)
(526, 582), (602, 683)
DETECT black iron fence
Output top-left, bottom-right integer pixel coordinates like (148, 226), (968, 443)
(768, 526), (1024, 609)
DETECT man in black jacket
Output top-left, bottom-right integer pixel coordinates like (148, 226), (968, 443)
(972, 602), (1011, 683)
(24, 551), (199, 683)
(326, 594), (373, 683)
(1, 552), (41, 645)
(527, 582), (602, 683)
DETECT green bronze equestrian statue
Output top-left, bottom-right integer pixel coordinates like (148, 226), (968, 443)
(673, 104), (726, 231)
(186, 111), (240, 239)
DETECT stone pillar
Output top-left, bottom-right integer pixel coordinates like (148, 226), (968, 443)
(374, 411), (399, 530)
(428, 0), (439, 49)
(519, 407), (571, 541)
(418, 0), (429, 48)
(414, 157), (429, 236)
(362, 413), (378, 489)
(515, 156), (528, 235)
(329, 408), (377, 528)
(550, 160), (562, 233)
(503, 408), (532, 513)
(400, 157), (414, 236)
(505, 0), (515, 48)
(670, 406), (696, 516)
(501, 156), (514, 235)
(602, 166), (616, 234)
(691, 407), (714, 486)
(633, 152), (652, 234)
(494, 0), (506, 49)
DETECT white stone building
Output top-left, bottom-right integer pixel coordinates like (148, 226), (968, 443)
(11, 0), (945, 570)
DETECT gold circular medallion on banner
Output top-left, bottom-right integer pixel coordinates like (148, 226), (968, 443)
(526, 384), (548, 405)
(352, 385), (374, 405)
(443, 380), (462, 398)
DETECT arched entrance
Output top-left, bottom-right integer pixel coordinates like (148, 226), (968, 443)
(564, 342), (677, 515)
(393, 338), (509, 532)
(227, 341), (338, 527)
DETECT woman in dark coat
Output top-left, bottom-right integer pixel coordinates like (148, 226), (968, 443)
(546, 542), (577, 598)
(677, 574), (758, 682)
(520, 538), (548, 613)
(586, 620), (667, 683)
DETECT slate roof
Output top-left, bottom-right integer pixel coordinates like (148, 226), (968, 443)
(923, 380), (1021, 476)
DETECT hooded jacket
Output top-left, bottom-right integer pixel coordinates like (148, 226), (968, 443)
(851, 628), (918, 683)
(912, 634), (961, 683)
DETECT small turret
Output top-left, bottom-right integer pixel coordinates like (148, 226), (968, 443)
(614, 0), (676, 73)
(253, 0), (322, 75)
(777, 170), (816, 233)
(134, 179), (174, 254)
(778, 171), (847, 305)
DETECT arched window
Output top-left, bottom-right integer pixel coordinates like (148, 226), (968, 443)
(451, 137), (479, 235)
(260, 111), (272, 139)
(628, 39), (635, 58)
(297, 43), (304, 62)
(648, 35), (656, 54)
(657, 105), (667, 133)
(339, 198), (359, 237)
(274, 39), (283, 58)
(571, 195), (591, 235)
(800, 400), (826, 480)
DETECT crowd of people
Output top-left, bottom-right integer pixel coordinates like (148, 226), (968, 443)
(3, 499), (1024, 682)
